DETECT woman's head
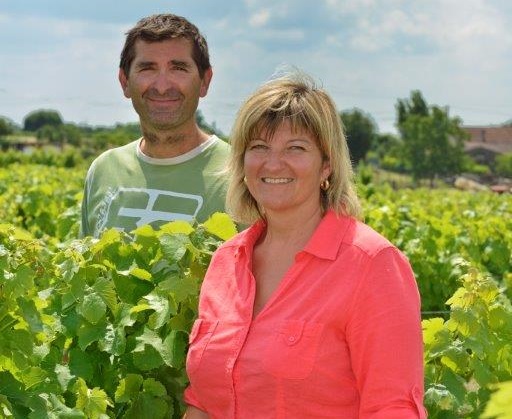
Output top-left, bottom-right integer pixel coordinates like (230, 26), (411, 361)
(227, 71), (362, 224)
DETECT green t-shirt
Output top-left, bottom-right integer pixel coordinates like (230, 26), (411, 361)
(81, 135), (230, 237)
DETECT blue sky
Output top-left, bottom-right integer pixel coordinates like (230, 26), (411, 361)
(1, 0), (511, 135)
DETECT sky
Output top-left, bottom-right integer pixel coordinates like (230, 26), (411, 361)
(1, 0), (511, 136)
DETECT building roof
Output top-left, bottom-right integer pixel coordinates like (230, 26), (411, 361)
(463, 125), (512, 155)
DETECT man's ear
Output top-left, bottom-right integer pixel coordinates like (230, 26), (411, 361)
(118, 68), (131, 98)
(199, 67), (213, 98)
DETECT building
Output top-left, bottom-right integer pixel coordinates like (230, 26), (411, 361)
(463, 125), (512, 166)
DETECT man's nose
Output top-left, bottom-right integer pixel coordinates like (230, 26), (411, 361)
(153, 71), (175, 94)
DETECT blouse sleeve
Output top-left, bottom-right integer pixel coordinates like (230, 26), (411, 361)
(345, 246), (427, 418)
(183, 385), (207, 411)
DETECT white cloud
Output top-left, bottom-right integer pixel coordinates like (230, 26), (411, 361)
(249, 9), (271, 27)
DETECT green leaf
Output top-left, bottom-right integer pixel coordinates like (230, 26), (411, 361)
(161, 330), (187, 369)
(77, 319), (108, 350)
(98, 324), (126, 356)
(158, 220), (194, 236)
(54, 364), (76, 392)
(0, 371), (25, 399)
(132, 346), (164, 371)
(74, 377), (113, 419)
(422, 317), (445, 346)
(92, 277), (118, 313)
(21, 366), (47, 389)
(18, 297), (44, 333)
(143, 378), (166, 397)
(123, 393), (169, 419)
(129, 266), (152, 281)
(114, 374), (143, 403)
(5, 264), (34, 298)
(132, 224), (156, 237)
(159, 234), (189, 262)
(424, 383), (457, 411)
(68, 349), (94, 382)
(9, 329), (34, 357)
(144, 292), (171, 330)
(77, 292), (106, 325)
(160, 275), (198, 304)
(202, 212), (238, 240)
(481, 381), (512, 419)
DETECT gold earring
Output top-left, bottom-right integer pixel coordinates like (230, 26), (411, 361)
(243, 176), (247, 184)
(320, 179), (330, 191)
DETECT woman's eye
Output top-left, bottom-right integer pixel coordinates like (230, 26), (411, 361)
(249, 144), (267, 150)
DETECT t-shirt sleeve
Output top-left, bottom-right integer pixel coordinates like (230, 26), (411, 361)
(346, 246), (427, 418)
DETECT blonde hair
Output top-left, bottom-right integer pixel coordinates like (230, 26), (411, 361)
(226, 71), (362, 224)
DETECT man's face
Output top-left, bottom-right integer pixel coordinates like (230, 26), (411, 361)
(119, 38), (212, 132)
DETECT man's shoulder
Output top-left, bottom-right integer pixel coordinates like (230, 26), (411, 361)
(208, 135), (230, 154)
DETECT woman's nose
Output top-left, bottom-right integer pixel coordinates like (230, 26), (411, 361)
(263, 150), (285, 170)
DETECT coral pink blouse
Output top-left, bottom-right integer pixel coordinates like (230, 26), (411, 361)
(185, 210), (426, 418)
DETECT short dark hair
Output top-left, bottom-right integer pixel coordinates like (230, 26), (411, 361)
(120, 14), (210, 78)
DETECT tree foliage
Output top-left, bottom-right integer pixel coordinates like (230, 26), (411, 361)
(396, 91), (468, 183)
(495, 153), (512, 177)
(0, 116), (15, 136)
(23, 109), (63, 132)
(340, 108), (377, 165)
(37, 123), (82, 146)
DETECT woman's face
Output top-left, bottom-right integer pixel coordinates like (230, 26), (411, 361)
(244, 120), (331, 217)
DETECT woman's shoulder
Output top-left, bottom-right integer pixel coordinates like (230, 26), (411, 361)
(348, 218), (397, 258)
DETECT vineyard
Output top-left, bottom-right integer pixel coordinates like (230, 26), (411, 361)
(1, 164), (511, 418)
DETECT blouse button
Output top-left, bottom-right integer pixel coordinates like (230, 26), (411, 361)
(288, 336), (296, 342)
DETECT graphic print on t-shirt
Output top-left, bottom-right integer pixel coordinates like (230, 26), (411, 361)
(94, 187), (204, 235)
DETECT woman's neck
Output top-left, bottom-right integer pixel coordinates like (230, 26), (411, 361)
(259, 206), (324, 249)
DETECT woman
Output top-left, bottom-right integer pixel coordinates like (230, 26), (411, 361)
(184, 72), (426, 418)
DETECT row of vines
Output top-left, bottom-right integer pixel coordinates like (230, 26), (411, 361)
(1, 163), (511, 418)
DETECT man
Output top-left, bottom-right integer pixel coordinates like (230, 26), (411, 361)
(81, 14), (229, 237)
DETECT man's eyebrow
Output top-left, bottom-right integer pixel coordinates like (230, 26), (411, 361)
(134, 60), (155, 69)
(170, 59), (191, 67)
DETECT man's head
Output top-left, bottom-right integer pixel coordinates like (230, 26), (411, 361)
(118, 14), (213, 137)
(120, 14), (210, 78)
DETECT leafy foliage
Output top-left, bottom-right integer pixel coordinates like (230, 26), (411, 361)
(340, 108), (377, 165)
(1, 163), (511, 417)
(396, 90), (468, 183)
(423, 266), (512, 418)
(23, 109), (63, 132)
(0, 215), (236, 418)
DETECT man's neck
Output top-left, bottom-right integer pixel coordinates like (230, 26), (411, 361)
(140, 125), (210, 159)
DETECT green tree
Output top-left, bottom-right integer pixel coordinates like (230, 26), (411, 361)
(396, 91), (467, 184)
(340, 108), (377, 165)
(0, 116), (15, 136)
(23, 109), (63, 132)
(495, 152), (512, 177)
(37, 123), (82, 146)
